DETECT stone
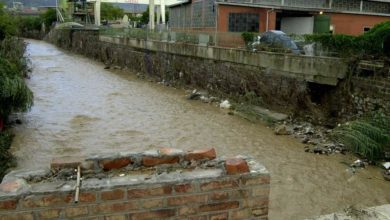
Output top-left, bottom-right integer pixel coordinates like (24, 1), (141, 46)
(225, 158), (250, 175)
(274, 125), (291, 135)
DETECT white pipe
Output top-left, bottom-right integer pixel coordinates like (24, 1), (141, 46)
(74, 166), (81, 203)
(95, 0), (101, 26)
(161, 0), (166, 24)
(149, 0), (155, 30)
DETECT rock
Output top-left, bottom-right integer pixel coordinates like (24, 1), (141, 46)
(219, 100), (231, 109)
(304, 146), (310, 152)
(104, 65), (110, 69)
(301, 136), (309, 144)
(313, 146), (325, 154)
(351, 159), (366, 168)
(304, 127), (314, 135)
(274, 125), (291, 135)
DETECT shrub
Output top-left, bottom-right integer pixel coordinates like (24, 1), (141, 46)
(0, 131), (14, 179)
(241, 32), (255, 44)
(332, 112), (390, 161)
(304, 21), (390, 58)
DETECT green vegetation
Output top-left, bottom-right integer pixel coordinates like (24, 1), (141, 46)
(241, 32), (255, 45)
(140, 6), (169, 25)
(0, 131), (14, 179)
(101, 3), (124, 21)
(0, 3), (33, 179)
(304, 21), (390, 58)
(332, 112), (390, 161)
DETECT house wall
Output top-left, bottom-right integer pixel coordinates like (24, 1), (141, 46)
(330, 13), (390, 35)
(217, 5), (276, 33)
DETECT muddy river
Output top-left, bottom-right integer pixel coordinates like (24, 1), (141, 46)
(10, 39), (389, 219)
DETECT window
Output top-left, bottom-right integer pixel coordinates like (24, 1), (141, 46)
(363, 27), (371, 33)
(228, 13), (259, 32)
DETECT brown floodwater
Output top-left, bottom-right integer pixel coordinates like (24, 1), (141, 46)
(10, 39), (389, 219)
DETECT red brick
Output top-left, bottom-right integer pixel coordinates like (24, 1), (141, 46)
(167, 194), (208, 206)
(252, 207), (268, 216)
(50, 157), (83, 170)
(200, 180), (239, 191)
(189, 216), (207, 220)
(252, 186), (270, 197)
(101, 189), (125, 200)
(21, 194), (69, 208)
(38, 209), (61, 219)
(140, 198), (164, 209)
(186, 148), (216, 161)
(210, 212), (228, 220)
(65, 192), (96, 203)
(210, 191), (229, 201)
(224, 158), (249, 175)
(99, 158), (132, 171)
(0, 200), (17, 210)
(178, 206), (197, 215)
(198, 201), (239, 212)
(142, 156), (179, 166)
(241, 197), (269, 208)
(240, 175), (270, 186)
(229, 189), (250, 199)
(0, 212), (34, 220)
(91, 201), (138, 214)
(104, 215), (128, 220)
(174, 183), (194, 193)
(0, 180), (23, 193)
(129, 209), (176, 220)
(230, 209), (251, 219)
(128, 186), (172, 198)
(65, 206), (89, 217)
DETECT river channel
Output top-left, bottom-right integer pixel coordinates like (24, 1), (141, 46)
(9, 39), (390, 219)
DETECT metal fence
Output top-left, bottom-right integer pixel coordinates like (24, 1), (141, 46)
(99, 27), (247, 48)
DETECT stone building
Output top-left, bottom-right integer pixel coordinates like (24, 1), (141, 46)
(168, 0), (390, 35)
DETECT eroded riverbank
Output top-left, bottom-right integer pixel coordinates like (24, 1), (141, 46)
(9, 39), (389, 219)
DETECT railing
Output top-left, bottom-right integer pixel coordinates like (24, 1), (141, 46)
(99, 27), (247, 48)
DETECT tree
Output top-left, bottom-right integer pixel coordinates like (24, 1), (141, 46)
(40, 8), (57, 29)
(140, 6), (169, 25)
(101, 3), (124, 21)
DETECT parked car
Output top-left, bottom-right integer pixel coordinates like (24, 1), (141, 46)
(251, 30), (301, 54)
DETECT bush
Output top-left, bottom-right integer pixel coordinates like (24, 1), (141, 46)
(304, 21), (390, 58)
(241, 32), (255, 44)
(332, 112), (390, 161)
(0, 131), (14, 179)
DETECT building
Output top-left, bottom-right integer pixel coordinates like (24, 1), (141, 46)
(169, 0), (390, 36)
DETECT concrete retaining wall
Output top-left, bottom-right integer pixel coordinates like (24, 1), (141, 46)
(45, 28), (390, 121)
(99, 35), (347, 86)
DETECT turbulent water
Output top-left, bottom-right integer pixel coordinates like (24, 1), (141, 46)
(10, 39), (389, 219)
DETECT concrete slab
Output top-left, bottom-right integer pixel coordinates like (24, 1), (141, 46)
(307, 204), (390, 220)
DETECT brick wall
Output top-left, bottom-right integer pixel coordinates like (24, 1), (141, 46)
(0, 148), (270, 220)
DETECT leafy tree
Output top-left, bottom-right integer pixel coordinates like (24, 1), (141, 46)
(40, 8), (57, 29)
(140, 6), (169, 25)
(101, 3), (124, 21)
